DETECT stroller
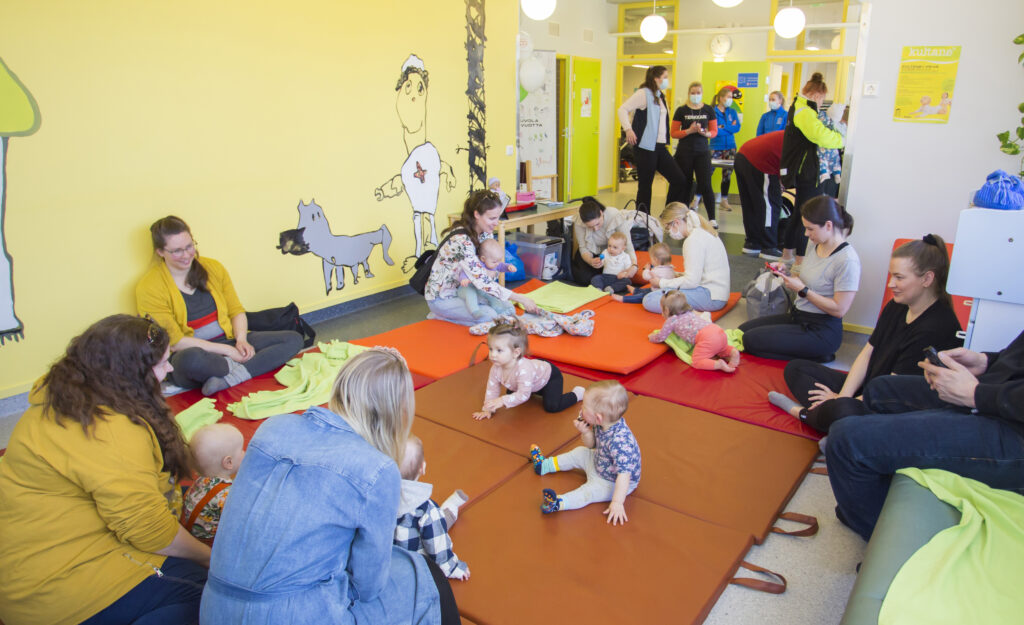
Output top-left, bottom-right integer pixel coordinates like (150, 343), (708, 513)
(619, 131), (639, 182)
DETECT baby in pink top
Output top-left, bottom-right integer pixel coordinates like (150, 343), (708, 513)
(473, 321), (585, 420)
(649, 291), (740, 372)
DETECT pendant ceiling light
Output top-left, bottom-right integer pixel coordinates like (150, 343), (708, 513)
(639, 1), (668, 44)
(712, 0), (744, 7)
(773, 2), (806, 39)
(521, 0), (556, 21)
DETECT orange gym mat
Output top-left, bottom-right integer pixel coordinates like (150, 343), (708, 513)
(626, 396), (819, 543)
(632, 249), (685, 285)
(413, 362), (593, 456)
(446, 466), (754, 625)
(351, 320), (487, 379)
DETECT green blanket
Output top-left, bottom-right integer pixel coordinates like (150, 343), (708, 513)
(520, 282), (607, 313)
(174, 398), (223, 441)
(227, 340), (369, 420)
(879, 468), (1024, 625)
(663, 329), (744, 365)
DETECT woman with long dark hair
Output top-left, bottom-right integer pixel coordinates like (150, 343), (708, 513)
(617, 65), (686, 213)
(0, 315), (210, 625)
(136, 216), (303, 395)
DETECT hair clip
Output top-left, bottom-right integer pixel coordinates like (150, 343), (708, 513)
(370, 345), (408, 367)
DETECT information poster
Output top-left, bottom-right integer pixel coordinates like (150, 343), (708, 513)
(580, 87), (592, 118)
(893, 45), (960, 123)
(518, 50), (556, 199)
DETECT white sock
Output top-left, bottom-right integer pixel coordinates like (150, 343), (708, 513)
(572, 386), (586, 402)
(768, 391), (801, 416)
(440, 489), (469, 526)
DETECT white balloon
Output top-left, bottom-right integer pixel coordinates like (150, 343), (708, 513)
(521, 0), (556, 21)
(519, 56), (546, 92)
(518, 31), (534, 59)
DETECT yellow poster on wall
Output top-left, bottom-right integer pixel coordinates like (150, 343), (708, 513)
(893, 46), (960, 123)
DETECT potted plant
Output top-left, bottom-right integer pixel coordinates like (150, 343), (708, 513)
(996, 33), (1024, 179)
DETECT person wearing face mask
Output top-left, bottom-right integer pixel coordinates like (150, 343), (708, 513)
(669, 81), (719, 226)
(708, 86), (742, 216)
(779, 73), (845, 264)
(757, 91), (788, 136)
(618, 66), (687, 214)
(641, 203), (730, 314)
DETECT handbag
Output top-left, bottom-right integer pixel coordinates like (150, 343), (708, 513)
(624, 200), (653, 251)
(246, 302), (317, 348)
(973, 170), (1024, 211)
(409, 229), (466, 295)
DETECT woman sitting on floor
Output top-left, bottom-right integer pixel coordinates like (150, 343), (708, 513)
(0, 315), (210, 625)
(769, 235), (963, 433)
(137, 216), (303, 395)
(425, 189), (538, 325)
(570, 196), (638, 286)
(739, 196), (860, 363)
(200, 348), (460, 625)
(642, 202), (730, 314)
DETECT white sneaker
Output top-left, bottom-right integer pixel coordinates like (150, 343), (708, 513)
(710, 219), (719, 230)
(741, 247), (761, 256)
(719, 198), (733, 211)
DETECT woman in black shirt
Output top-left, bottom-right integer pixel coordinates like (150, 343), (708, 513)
(669, 82), (718, 223)
(769, 235), (963, 433)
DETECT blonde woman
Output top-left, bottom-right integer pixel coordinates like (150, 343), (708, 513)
(201, 349), (459, 625)
(642, 203), (730, 314)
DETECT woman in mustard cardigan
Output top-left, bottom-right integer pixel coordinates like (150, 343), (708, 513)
(0, 315), (210, 625)
(136, 216), (302, 395)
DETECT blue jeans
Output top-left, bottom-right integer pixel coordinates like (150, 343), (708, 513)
(642, 286), (725, 314)
(81, 557), (207, 625)
(827, 375), (1024, 541)
(427, 296), (503, 326)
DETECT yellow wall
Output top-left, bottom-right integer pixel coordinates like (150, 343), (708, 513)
(0, 0), (519, 396)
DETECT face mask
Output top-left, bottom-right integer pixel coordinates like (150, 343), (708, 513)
(689, 93), (702, 104)
(769, 100), (781, 111)
(659, 78), (670, 90)
(669, 224), (684, 240)
(723, 97), (733, 108)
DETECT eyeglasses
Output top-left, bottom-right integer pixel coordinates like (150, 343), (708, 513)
(164, 241), (196, 257)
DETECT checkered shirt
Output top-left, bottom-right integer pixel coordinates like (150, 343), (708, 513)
(395, 499), (469, 579)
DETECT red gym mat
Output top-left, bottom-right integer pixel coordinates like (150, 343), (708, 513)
(447, 466), (753, 625)
(413, 362), (594, 456)
(626, 396), (819, 543)
(622, 352), (822, 440)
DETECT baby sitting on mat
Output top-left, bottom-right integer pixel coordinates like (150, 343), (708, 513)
(649, 291), (740, 372)
(474, 321), (585, 420)
(611, 242), (677, 304)
(590, 231), (635, 294)
(181, 423), (246, 543)
(458, 238), (517, 319)
(529, 380), (641, 525)
(394, 435), (471, 580)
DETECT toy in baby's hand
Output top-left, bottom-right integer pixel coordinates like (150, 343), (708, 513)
(542, 254), (560, 280)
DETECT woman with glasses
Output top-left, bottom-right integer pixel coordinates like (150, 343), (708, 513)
(0, 315), (210, 625)
(424, 190), (539, 325)
(136, 216), (302, 395)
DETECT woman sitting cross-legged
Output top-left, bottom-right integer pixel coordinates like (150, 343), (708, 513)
(769, 235), (963, 433)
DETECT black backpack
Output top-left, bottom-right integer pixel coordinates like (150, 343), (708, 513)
(246, 303), (317, 349)
(409, 229), (466, 294)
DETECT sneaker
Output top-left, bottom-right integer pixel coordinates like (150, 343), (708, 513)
(529, 444), (546, 475)
(741, 247), (761, 256)
(710, 220), (719, 230)
(541, 488), (561, 514)
(689, 196), (700, 210)
(759, 248), (783, 261)
(719, 198), (733, 211)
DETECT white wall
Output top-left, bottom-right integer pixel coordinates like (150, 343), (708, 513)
(521, 0), (619, 189)
(842, 0), (1024, 328)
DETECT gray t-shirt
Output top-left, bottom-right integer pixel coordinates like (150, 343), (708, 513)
(795, 242), (860, 315)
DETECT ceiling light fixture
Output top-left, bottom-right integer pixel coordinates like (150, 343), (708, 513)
(773, 1), (806, 39)
(521, 0), (556, 21)
(640, 1), (668, 43)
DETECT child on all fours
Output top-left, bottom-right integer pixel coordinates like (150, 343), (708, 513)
(612, 242), (677, 304)
(181, 423), (246, 543)
(394, 435), (471, 580)
(650, 291), (740, 372)
(529, 381), (641, 525)
(590, 231), (634, 294)
(458, 238), (517, 319)
(474, 322), (585, 420)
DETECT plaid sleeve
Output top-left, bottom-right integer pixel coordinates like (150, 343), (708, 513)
(393, 511), (422, 553)
(415, 500), (469, 579)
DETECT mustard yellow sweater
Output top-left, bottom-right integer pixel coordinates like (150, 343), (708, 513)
(135, 257), (246, 345)
(0, 384), (181, 625)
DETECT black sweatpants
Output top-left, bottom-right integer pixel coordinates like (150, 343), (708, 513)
(634, 143), (686, 213)
(781, 180), (823, 254)
(571, 250), (603, 286)
(735, 153), (783, 251)
(536, 363), (579, 412)
(169, 330), (303, 389)
(422, 554), (461, 625)
(738, 309), (843, 362)
(591, 274), (631, 294)
(671, 148), (715, 221)
(783, 359), (870, 433)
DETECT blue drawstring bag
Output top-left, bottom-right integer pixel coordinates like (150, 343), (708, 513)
(973, 170), (1024, 210)
(504, 241), (526, 281)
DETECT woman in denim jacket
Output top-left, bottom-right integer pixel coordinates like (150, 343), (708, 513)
(201, 349), (458, 624)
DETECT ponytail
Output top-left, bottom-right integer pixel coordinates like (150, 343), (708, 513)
(801, 196), (853, 235)
(893, 234), (952, 307)
(802, 72), (828, 97)
(642, 65), (668, 93)
(659, 202), (719, 238)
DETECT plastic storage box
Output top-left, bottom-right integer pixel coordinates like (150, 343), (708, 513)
(508, 231), (562, 281)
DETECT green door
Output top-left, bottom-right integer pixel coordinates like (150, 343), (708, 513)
(569, 58), (600, 199)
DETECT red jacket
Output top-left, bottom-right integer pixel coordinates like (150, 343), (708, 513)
(738, 130), (784, 175)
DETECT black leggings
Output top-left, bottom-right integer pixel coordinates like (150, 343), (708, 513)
(169, 330), (303, 389)
(739, 309), (843, 362)
(783, 359), (870, 433)
(634, 143), (686, 213)
(422, 554), (461, 625)
(782, 180), (823, 254)
(590, 274), (631, 294)
(537, 364), (579, 412)
(571, 250), (602, 286)
(671, 148), (715, 221)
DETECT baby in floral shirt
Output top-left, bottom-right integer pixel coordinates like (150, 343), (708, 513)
(529, 380), (641, 525)
(181, 423), (245, 543)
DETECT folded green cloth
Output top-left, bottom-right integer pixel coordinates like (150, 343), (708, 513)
(879, 468), (1024, 625)
(227, 341), (370, 420)
(520, 282), (608, 313)
(174, 398), (223, 441)
(663, 329), (744, 365)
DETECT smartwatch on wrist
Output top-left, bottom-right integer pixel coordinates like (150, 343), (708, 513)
(798, 286), (810, 298)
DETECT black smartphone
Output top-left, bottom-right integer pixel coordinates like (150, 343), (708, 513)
(923, 346), (948, 368)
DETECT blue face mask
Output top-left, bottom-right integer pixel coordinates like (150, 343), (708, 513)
(769, 100), (781, 111)
(723, 97), (733, 108)
(659, 78), (670, 91)
(690, 93), (702, 104)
